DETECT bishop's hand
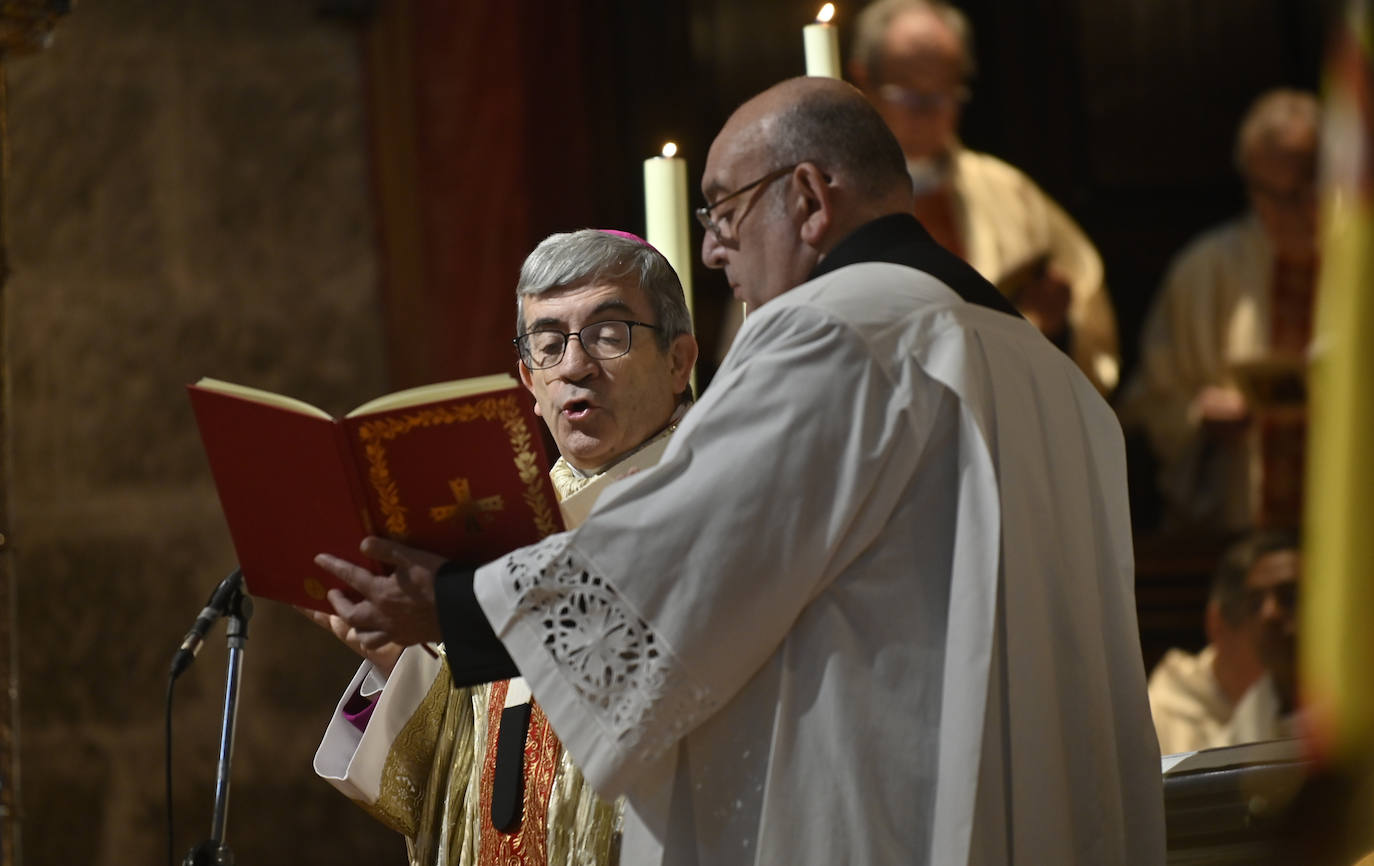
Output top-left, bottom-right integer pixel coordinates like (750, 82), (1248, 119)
(316, 536), (447, 650)
(296, 604), (404, 678)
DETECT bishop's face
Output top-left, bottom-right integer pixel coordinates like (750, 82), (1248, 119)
(517, 280), (694, 473)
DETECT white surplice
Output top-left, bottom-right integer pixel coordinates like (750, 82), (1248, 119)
(474, 260), (1164, 865)
(949, 147), (1121, 394)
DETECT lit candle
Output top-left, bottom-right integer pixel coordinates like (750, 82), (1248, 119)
(643, 141), (694, 321)
(804, 4), (840, 79)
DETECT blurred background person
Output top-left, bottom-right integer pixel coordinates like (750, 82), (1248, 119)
(849, 0), (1121, 394)
(1236, 530), (1302, 739)
(1148, 530), (1302, 754)
(1119, 89), (1320, 533)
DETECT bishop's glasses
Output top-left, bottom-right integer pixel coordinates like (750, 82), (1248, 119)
(514, 319), (660, 369)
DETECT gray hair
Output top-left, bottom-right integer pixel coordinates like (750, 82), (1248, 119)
(1234, 88), (1320, 179)
(765, 84), (912, 200)
(1210, 529), (1300, 627)
(515, 229), (693, 350)
(851, 0), (977, 85)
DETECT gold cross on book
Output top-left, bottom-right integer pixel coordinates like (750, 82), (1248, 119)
(429, 477), (505, 535)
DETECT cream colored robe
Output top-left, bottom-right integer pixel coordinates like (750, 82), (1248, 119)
(1148, 646), (1291, 755)
(1148, 645), (1236, 755)
(1118, 213), (1277, 530)
(948, 147), (1120, 394)
(715, 149), (1121, 393)
(313, 449), (678, 866)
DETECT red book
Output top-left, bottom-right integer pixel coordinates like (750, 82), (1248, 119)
(187, 374), (563, 612)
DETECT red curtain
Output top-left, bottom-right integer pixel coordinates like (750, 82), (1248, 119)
(363, 0), (604, 387)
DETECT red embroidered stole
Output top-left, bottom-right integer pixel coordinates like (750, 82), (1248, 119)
(477, 679), (564, 865)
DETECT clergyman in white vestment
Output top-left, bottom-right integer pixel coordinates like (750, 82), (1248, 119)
(323, 79), (1165, 865)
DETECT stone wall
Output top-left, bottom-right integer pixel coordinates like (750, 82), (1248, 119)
(6, 2), (404, 862)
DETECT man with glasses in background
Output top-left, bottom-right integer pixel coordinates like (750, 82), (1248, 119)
(312, 228), (697, 865)
(849, 0), (1121, 395)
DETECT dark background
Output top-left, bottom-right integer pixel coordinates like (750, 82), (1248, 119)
(384, 0), (1337, 390)
(1, 0), (1342, 861)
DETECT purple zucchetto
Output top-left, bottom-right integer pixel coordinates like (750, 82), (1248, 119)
(598, 229), (663, 256)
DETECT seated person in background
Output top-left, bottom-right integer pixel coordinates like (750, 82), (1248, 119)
(1236, 530), (1301, 739)
(1119, 89), (1319, 532)
(849, 0), (1121, 394)
(308, 228), (698, 866)
(1149, 530), (1301, 754)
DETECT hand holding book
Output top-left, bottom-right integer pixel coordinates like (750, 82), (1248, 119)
(296, 602), (405, 676)
(314, 536), (449, 649)
(189, 374), (563, 613)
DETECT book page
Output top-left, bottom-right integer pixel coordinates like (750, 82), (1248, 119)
(345, 373), (518, 417)
(1160, 737), (1304, 774)
(194, 377), (332, 419)
(1228, 356), (1307, 409)
(189, 382), (370, 612)
(995, 251), (1051, 301)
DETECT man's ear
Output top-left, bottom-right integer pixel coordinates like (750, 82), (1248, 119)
(517, 360), (543, 418)
(791, 162), (833, 248)
(668, 333), (699, 395)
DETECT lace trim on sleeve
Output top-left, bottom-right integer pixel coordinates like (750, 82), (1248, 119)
(502, 534), (720, 764)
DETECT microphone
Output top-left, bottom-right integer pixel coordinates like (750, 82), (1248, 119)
(170, 569), (244, 679)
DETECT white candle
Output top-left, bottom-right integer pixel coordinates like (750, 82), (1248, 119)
(643, 141), (694, 321)
(804, 4), (841, 79)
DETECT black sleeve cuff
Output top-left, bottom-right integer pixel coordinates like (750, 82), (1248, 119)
(434, 560), (520, 687)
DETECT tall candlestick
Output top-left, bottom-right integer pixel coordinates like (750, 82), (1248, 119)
(643, 141), (694, 321)
(804, 4), (841, 79)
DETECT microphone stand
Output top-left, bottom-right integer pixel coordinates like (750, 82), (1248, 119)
(183, 583), (253, 866)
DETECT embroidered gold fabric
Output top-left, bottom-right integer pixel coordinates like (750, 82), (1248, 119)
(367, 658), (457, 837)
(474, 683), (567, 864)
(548, 458), (596, 500)
(408, 671), (486, 865)
(389, 661), (621, 866)
(364, 443), (648, 865)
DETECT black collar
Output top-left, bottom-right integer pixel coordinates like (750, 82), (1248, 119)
(809, 213), (1021, 318)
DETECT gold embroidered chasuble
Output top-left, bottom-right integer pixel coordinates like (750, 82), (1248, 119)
(352, 440), (689, 866)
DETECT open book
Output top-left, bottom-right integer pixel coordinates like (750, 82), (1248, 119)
(188, 375), (562, 612)
(994, 251), (1051, 302)
(1229, 355), (1307, 409)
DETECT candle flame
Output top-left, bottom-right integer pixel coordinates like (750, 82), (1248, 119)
(661, 142), (678, 158)
(816, 3), (835, 23)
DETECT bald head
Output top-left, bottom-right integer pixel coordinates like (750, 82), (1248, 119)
(1233, 89), (1319, 259)
(853, 0), (972, 86)
(850, 1), (972, 164)
(700, 78), (915, 310)
(1235, 88), (1319, 181)
(711, 78), (914, 227)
